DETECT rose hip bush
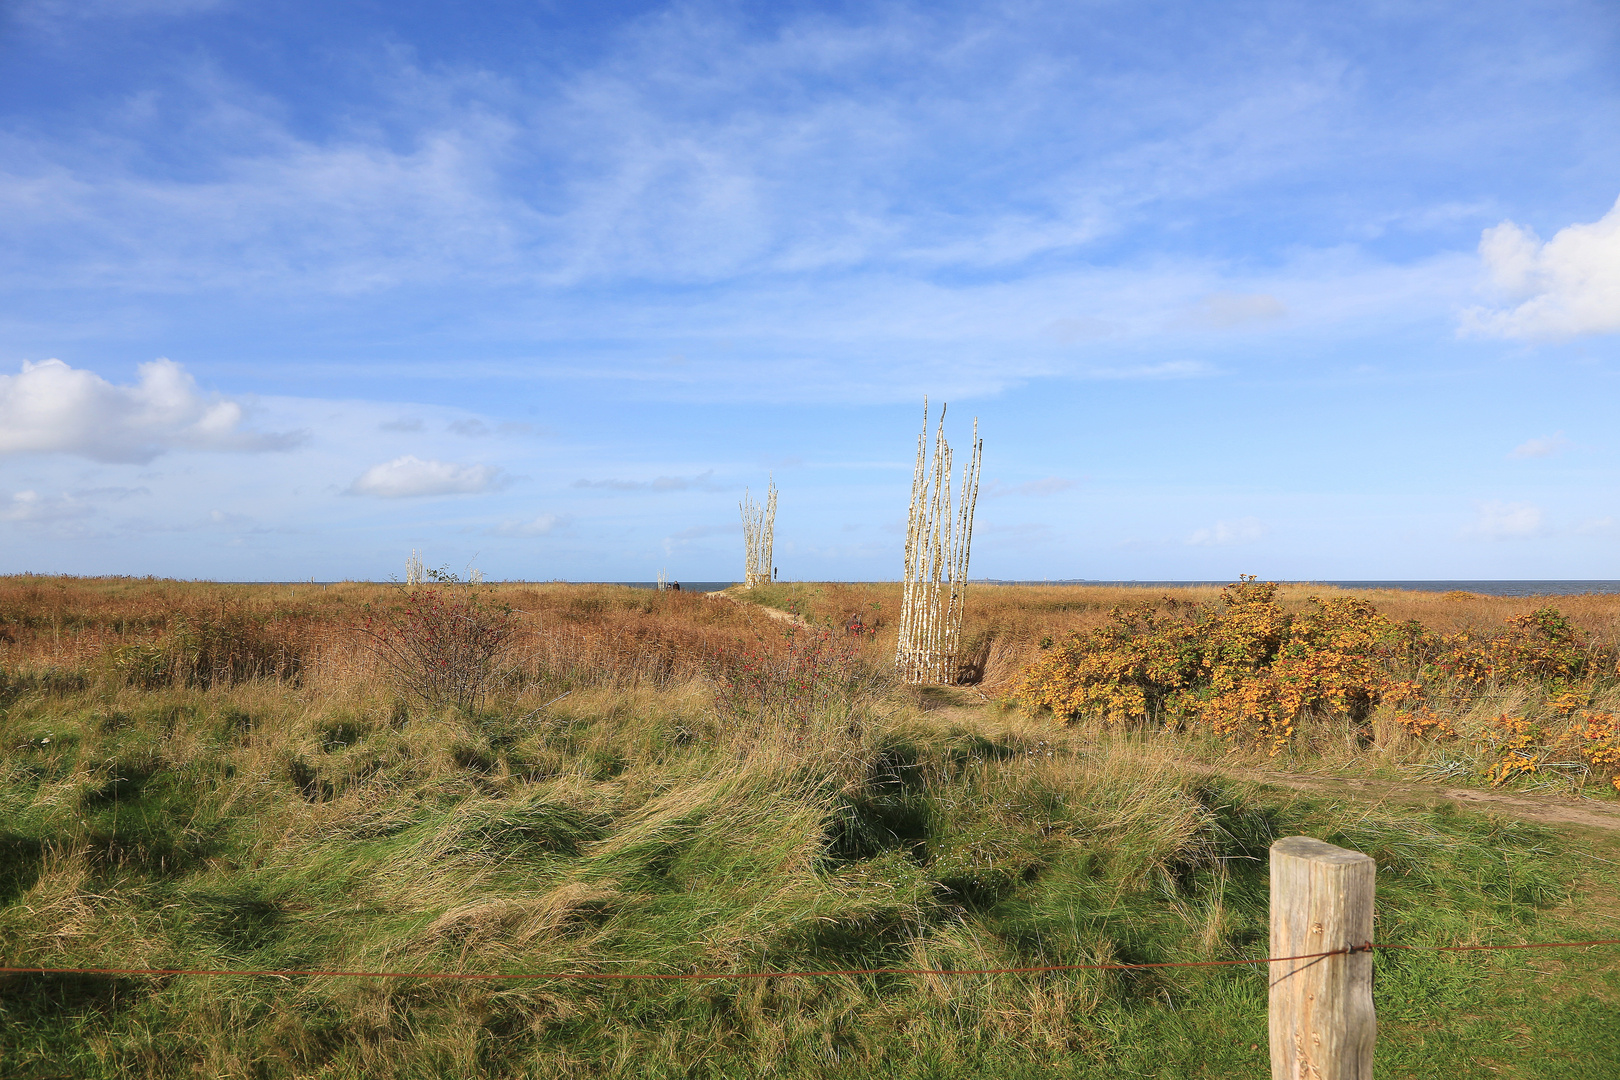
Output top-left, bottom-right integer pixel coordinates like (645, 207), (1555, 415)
(357, 587), (521, 710)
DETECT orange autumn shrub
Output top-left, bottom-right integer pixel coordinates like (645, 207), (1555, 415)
(1013, 578), (1617, 764)
(1483, 715), (1543, 785)
(1575, 712), (1620, 794)
(1013, 578), (1419, 752)
(1434, 607), (1591, 686)
(1395, 708), (1456, 739)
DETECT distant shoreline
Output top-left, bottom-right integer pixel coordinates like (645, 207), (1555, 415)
(11, 576), (1620, 598)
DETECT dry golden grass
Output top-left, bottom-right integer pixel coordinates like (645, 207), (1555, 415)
(0, 576), (799, 695)
(5, 576), (1620, 1077)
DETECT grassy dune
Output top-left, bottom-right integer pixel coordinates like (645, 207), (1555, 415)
(2, 578), (1618, 1078)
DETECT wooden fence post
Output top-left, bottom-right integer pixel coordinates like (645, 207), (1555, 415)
(1269, 836), (1376, 1080)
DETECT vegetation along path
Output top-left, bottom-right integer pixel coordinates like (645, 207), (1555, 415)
(1204, 765), (1620, 833)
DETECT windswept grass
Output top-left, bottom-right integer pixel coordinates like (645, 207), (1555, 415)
(1, 577), (1617, 1077)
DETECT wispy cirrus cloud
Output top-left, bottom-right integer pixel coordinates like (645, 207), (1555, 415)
(1186, 517), (1263, 546)
(668, 522), (742, 540)
(1178, 292), (1288, 329)
(1511, 432), (1570, 459)
(3, 489), (94, 524)
(489, 514), (563, 537)
(1082, 360), (1216, 380)
(573, 470), (724, 492)
(1461, 500), (1543, 540)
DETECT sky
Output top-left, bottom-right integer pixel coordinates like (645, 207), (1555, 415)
(2, 0), (1618, 583)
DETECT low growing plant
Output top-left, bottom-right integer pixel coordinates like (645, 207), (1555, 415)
(355, 586), (520, 710)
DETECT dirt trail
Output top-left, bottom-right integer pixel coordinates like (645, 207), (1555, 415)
(1192, 766), (1620, 833)
(929, 701), (1620, 833)
(706, 590), (809, 628)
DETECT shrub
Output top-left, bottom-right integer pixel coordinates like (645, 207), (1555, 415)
(355, 587), (520, 710)
(109, 612), (307, 688)
(1014, 579), (1425, 752)
(1434, 607), (1590, 686)
(712, 628), (877, 728)
(1575, 711), (1620, 792)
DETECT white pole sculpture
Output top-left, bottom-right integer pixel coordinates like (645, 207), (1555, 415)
(895, 399), (982, 685)
(741, 477), (777, 589)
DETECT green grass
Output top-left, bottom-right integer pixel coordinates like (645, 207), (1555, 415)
(1, 670), (1617, 1079)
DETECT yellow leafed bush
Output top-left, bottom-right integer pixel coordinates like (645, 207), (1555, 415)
(1012, 578), (1418, 752)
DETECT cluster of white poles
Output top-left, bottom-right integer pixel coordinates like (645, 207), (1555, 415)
(740, 478), (777, 588)
(894, 400), (983, 685)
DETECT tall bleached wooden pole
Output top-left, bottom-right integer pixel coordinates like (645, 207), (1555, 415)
(895, 399), (982, 684)
(741, 477), (777, 588)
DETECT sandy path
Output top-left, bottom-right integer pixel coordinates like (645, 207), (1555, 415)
(706, 590), (810, 627)
(927, 701), (1620, 833)
(1193, 766), (1620, 832)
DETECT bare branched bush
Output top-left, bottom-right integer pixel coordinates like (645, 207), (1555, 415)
(355, 587), (521, 710)
(712, 628), (887, 730)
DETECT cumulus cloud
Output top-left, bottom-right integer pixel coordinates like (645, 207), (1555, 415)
(1462, 500), (1543, 540)
(489, 514), (562, 537)
(347, 455), (507, 498)
(1186, 517), (1263, 546)
(1461, 195), (1620, 339)
(0, 358), (304, 464)
(1511, 432), (1570, 459)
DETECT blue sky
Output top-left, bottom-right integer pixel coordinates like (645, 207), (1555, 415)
(2, 0), (1618, 582)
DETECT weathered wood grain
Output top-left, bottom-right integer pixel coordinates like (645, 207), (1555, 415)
(1269, 836), (1376, 1080)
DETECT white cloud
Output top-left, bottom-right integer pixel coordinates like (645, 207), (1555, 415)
(1083, 360), (1215, 380)
(1180, 292), (1288, 329)
(668, 522), (742, 540)
(1187, 517), (1263, 546)
(347, 455), (506, 498)
(1462, 500), (1543, 540)
(489, 514), (562, 537)
(573, 470), (724, 492)
(1510, 433), (1570, 459)
(0, 358), (302, 464)
(1461, 195), (1620, 339)
(3, 490), (93, 525)
(448, 418), (539, 438)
